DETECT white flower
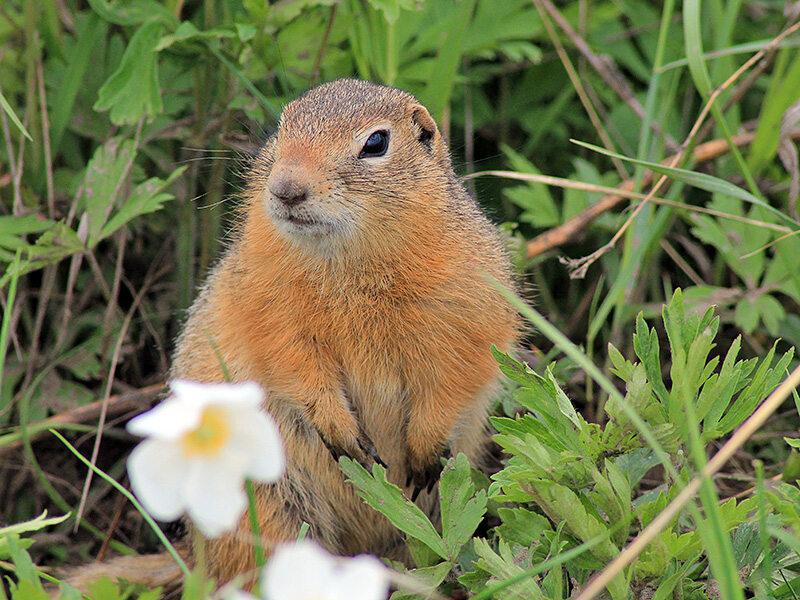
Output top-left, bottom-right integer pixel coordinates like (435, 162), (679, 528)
(262, 540), (389, 600)
(223, 591), (259, 600)
(126, 380), (285, 538)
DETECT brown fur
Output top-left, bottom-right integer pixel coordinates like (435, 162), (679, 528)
(63, 79), (519, 594)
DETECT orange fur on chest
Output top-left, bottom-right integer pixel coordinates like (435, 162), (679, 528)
(207, 200), (508, 422)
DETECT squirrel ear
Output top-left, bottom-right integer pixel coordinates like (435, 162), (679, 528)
(410, 105), (437, 150)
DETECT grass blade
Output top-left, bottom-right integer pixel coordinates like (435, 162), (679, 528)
(572, 139), (800, 228)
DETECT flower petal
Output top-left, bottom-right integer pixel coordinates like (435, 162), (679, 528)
(127, 439), (188, 521)
(171, 379), (264, 409)
(184, 455), (249, 538)
(126, 395), (201, 440)
(221, 588), (259, 600)
(332, 555), (389, 600)
(227, 407), (285, 483)
(262, 541), (337, 600)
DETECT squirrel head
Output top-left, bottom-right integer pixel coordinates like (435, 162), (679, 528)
(253, 79), (453, 259)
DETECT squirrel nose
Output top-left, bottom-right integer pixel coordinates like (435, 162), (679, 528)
(270, 176), (308, 207)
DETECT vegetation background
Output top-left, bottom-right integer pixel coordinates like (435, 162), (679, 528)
(2, 0), (800, 598)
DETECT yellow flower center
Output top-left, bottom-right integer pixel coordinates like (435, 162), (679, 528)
(180, 406), (231, 458)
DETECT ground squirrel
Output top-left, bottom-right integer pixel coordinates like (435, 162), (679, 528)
(65, 78), (520, 593)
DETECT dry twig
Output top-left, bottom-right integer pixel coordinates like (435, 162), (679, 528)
(519, 126), (800, 260)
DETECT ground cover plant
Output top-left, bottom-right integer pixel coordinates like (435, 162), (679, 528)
(1, 0), (800, 598)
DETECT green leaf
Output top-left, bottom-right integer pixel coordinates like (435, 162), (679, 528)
(440, 454), (487, 555)
(0, 511), (69, 559)
(0, 215), (56, 254)
(501, 144), (559, 227)
(0, 92), (32, 141)
(748, 49), (800, 176)
(734, 296), (759, 334)
(419, 0), (477, 122)
(339, 458), (448, 559)
(366, 0), (418, 24)
(698, 336), (747, 430)
(491, 345), (540, 387)
(156, 20), (237, 51)
(94, 20), (165, 125)
(81, 138), (137, 245)
(495, 507), (550, 547)
(87, 0), (175, 26)
(682, 0), (712, 97)
(99, 166), (187, 241)
(466, 538), (545, 600)
(527, 482), (626, 599)
(86, 578), (125, 600)
(541, 527), (565, 600)
(55, 584), (83, 600)
(607, 342), (634, 382)
(613, 448), (660, 488)
(632, 312), (669, 404)
(10, 581), (49, 600)
(717, 345), (794, 435)
(545, 366), (581, 430)
(5, 535), (42, 590)
(50, 13), (109, 153)
(390, 562), (452, 599)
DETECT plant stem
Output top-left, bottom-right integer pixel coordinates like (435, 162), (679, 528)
(50, 429), (190, 576)
(246, 479), (265, 568)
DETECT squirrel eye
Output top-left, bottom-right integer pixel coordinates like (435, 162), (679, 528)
(358, 130), (389, 158)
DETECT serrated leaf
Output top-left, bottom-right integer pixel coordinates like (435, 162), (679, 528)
(81, 137), (136, 245)
(699, 336), (745, 430)
(0, 215), (56, 253)
(501, 144), (559, 227)
(5, 535), (42, 590)
(734, 296), (760, 334)
(87, 0), (174, 26)
(55, 583), (83, 600)
(607, 342), (634, 382)
(389, 562), (451, 600)
(99, 166), (187, 241)
(440, 454), (487, 555)
(95, 20), (164, 124)
(717, 345), (794, 435)
(633, 312), (669, 404)
(466, 538), (545, 600)
(10, 580), (49, 600)
(495, 507), (550, 547)
(492, 345), (541, 387)
(339, 458), (448, 559)
(0, 511), (69, 541)
(545, 366), (581, 430)
(156, 20), (237, 51)
(366, 0), (417, 24)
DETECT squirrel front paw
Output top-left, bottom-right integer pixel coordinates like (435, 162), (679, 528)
(316, 424), (385, 471)
(306, 394), (386, 470)
(406, 444), (451, 501)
